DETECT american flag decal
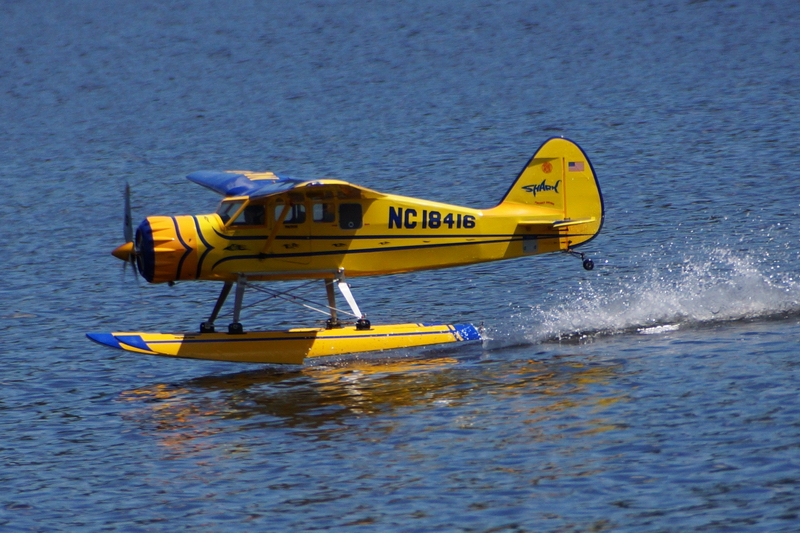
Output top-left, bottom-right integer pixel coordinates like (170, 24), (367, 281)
(568, 161), (585, 172)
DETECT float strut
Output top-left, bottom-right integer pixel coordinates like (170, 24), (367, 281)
(229, 275), (246, 334)
(200, 281), (233, 333)
(336, 270), (371, 330)
(325, 279), (340, 329)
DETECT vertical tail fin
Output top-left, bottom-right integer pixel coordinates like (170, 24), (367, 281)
(498, 137), (604, 248)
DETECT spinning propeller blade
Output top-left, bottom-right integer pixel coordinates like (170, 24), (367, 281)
(112, 183), (140, 281)
(123, 182), (133, 244)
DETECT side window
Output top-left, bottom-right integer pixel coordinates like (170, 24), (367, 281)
(339, 203), (362, 230)
(313, 202), (335, 223)
(275, 202), (306, 224)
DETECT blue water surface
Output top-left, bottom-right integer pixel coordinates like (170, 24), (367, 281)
(1, 0), (799, 531)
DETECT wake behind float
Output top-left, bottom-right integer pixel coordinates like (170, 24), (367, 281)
(87, 137), (603, 365)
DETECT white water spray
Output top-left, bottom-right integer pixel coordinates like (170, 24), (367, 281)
(493, 249), (800, 346)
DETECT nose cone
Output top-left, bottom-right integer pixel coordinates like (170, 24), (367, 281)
(135, 216), (198, 283)
(111, 241), (134, 261)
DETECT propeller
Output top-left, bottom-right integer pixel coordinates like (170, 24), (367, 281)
(123, 182), (133, 243)
(112, 183), (139, 278)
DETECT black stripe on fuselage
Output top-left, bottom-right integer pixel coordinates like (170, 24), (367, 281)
(209, 234), (576, 270)
(212, 228), (536, 241)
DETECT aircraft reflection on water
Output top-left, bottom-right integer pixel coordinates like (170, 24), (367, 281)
(119, 353), (626, 457)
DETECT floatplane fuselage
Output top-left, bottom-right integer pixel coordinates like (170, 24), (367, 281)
(89, 137), (604, 364)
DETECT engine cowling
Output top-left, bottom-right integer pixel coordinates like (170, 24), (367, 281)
(135, 216), (199, 283)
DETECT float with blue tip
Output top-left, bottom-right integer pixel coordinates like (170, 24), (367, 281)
(87, 137), (604, 364)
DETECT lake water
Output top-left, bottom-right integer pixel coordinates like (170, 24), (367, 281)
(2, 0), (800, 531)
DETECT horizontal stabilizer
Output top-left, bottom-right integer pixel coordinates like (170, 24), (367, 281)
(551, 217), (596, 228)
(518, 217), (597, 229)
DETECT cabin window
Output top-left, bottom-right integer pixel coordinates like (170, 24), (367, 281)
(339, 203), (362, 230)
(232, 204), (265, 226)
(275, 201), (306, 224)
(217, 201), (245, 224)
(313, 202), (335, 223)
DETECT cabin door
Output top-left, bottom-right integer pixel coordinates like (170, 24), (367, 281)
(271, 196), (310, 265)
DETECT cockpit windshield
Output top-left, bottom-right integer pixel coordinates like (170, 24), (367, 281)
(216, 201), (244, 224)
(216, 200), (266, 226)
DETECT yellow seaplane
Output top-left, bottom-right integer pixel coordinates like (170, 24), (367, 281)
(87, 137), (604, 364)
